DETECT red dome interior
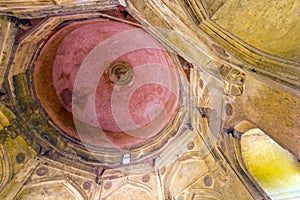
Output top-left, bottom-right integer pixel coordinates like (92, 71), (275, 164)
(35, 20), (180, 149)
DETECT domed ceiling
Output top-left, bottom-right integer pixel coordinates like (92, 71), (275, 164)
(0, 1), (299, 200)
(34, 20), (180, 149)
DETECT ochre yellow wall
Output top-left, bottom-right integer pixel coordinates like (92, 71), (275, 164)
(213, 0), (300, 61)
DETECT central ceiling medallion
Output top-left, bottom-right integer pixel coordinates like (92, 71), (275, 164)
(106, 60), (134, 86)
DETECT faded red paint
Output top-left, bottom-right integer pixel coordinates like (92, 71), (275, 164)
(39, 20), (179, 148)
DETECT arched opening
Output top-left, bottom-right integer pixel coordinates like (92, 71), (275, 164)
(241, 128), (300, 199)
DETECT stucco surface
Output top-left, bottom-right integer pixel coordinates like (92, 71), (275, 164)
(213, 0), (300, 61)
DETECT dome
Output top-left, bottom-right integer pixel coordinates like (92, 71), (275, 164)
(34, 20), (180, 149)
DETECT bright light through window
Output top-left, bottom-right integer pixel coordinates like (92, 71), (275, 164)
(241, 128), (300, 200)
